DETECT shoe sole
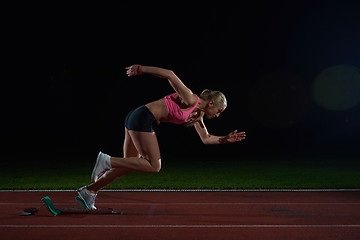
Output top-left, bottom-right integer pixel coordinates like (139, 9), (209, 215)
(91, 152), (103, 183)
(75, 196), (90, 210)
(76, 190), (91, 210)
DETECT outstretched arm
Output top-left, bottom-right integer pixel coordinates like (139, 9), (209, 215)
(194, 118), (246, 144)
(126, 65), (197, 106)
(127, 65), (172, 79)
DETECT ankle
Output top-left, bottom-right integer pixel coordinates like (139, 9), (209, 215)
(86, 186), (98, 195)
(88, 189), (98, 195)
(109, 157), (113, 168)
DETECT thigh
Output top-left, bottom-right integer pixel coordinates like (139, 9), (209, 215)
(128, 130), (161, 163)
(123, 127), (140, 158)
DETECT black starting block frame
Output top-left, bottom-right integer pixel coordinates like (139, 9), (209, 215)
(22, 196), (123, 216)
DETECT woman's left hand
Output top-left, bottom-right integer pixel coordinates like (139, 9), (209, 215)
(126, 64), (141, 77)
(224, 130), (246, 143)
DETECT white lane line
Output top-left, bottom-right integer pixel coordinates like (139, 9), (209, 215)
(84, 202), (360, 206)
(1, 202), (360, 206)
(1, 189), (359, 192)
(0, 225), (359, 228)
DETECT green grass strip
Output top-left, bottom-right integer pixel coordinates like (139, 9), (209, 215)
(2, 156), (359, 190)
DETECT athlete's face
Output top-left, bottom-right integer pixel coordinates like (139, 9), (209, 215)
(205, 101), (225, 119)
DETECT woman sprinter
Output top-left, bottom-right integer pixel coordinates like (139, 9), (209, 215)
(76, 65), (246, 209)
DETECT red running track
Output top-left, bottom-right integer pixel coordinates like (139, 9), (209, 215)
(0, 191), (360, 240)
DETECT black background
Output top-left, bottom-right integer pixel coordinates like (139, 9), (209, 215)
(4, 1), (360, 162)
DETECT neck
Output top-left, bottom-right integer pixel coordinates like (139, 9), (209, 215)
(196, 98), (207, 112)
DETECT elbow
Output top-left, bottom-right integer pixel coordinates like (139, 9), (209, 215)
(201, 135), (211, 145)
(166, 70), (175, 79)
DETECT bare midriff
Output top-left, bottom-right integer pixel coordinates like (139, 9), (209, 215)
(145, 98), (169, 124)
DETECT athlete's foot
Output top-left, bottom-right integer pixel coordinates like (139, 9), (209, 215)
(91, 152), (112, 183)
(76, 186), (97, 210)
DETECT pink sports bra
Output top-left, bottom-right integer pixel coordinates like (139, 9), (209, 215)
(164, 93), (200, 125)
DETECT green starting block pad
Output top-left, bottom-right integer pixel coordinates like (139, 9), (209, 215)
(41, 196), (122, 216)
(41, 196), (62, 216)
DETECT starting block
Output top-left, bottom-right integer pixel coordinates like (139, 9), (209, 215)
(41, 196), (122, 216)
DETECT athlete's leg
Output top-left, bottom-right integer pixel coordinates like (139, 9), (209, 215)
(109, 130), (161, 173)
(87, 128), (140, 193)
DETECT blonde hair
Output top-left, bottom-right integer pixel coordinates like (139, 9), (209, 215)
(186, 89), (227, 127)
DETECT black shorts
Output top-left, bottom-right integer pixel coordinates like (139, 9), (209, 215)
(124, 105), (157, 132)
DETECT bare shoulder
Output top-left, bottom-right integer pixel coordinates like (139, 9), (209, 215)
(176, 93), (198, 107)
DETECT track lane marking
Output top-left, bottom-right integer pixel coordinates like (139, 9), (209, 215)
(1, 189), (360, 192)
(1, 202), (360, 206)
(1, 225), (360, 228)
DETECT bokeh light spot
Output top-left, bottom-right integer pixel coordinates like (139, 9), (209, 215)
(313, 65), (360, 111)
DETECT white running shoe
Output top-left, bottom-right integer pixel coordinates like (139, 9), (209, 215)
(76, 186), (97, 210)
(91, 152), (112, 183)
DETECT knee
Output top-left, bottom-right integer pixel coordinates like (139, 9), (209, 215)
(149, 158), (161, 174)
